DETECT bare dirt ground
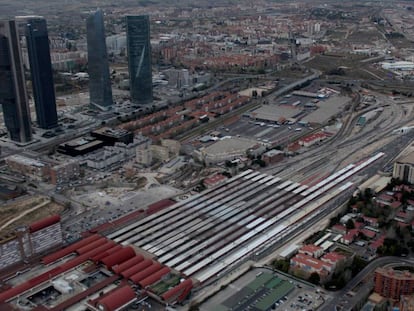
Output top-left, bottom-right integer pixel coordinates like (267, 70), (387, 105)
(304, 54), (389, 81)
(0, 195), (64, 235)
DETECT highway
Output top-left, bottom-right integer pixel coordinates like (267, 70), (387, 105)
(270, 69), (321, 98)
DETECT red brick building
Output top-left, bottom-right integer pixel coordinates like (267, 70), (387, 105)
(262, 149), (284, 165)
(374, 267), (414, 300)
(298, 244), (324, 258)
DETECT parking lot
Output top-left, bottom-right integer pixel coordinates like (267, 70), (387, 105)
(287, 290), (326, 311)
(201, 268), (330, 311)
(197, 118), (310, 150)
(62, 184), (181, 241)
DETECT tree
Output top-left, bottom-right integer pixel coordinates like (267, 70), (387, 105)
(396, 225), (402, 239)
(188, 304), (200, 311)
(225, 160), (237, 168)
(346, 219), (355, 230)
(64, 201), (72, 210)
(308, 272), (320, 285)
(329, 215), (340, 226)
(386, 178), (402, 190)
(221, 171), (232, 178)
(347, 196), (357, 207)
(255, 159), (266, 167)
(377, 238), (403, 256)
(364, 188), (373, 200)
(325, 273), (346, 289)
(271, 259), (290, 273)
(402, 191), (410, 204)
(351, 256), (367, 277)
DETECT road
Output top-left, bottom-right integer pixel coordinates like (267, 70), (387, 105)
(320, 256), (414, 311)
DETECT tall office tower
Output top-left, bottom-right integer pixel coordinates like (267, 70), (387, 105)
(87, 9), (113, 109)
(126, 15), (153, 105)
(23, 17), (58, 129)
(0, 20), (32, 143)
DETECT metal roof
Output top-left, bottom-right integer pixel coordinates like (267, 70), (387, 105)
(130, 263), (163, 284)
(138, 266), (171, 288)
(97, 285), (136, 311)
(91, 245), (122, 262)
(161, 279), (193, 303)
(120, 259), (153, 279)
(42, 234), (102, 265)
(76, 237), (108, 255)
(112, 255), (144, 275)
(100, 247), (135, 269)
(29, 215), (61, 233)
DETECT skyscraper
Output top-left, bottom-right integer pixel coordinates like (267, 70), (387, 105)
(23, 17), (58, 129)
(87, 9), (113, 109)
(0, 20), (32, 143)
(126, 15), (152, 105)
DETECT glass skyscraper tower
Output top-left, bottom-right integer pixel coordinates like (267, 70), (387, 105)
(24, 17), (58, 129)
(0, 20), (32, 143)
(87, 9), (113, 109)
(126, 15), (153, 105)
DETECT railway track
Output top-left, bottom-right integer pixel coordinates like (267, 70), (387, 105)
(177, 101), (262, 143)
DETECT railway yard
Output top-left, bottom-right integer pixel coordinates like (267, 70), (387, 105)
(1, 81), (414, 310)
(108, 153), (381, 284)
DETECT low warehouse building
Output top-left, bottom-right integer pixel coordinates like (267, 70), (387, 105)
(195, 137), (260, 165)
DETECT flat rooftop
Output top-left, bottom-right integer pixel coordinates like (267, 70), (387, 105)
(201, 137), (259, 156)
(249, 105), (301, 122)
(302, 95), (349, 124)
(92, 127), (131, 138)
(397, 151), (414, 165)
